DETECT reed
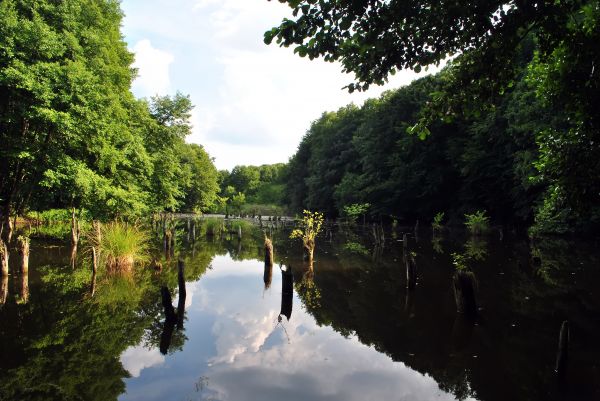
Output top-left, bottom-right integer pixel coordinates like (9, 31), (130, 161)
(90, 221), (149, 275)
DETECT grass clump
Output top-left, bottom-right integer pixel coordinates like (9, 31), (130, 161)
(91, 222), (149, 275)
(203, 217), (224, 237)
(464, 210), (489, 235)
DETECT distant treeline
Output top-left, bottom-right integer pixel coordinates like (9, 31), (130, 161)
(0, 0), (219, 222)
(283, 40), (599, 235)
(214, 164), (287, 216)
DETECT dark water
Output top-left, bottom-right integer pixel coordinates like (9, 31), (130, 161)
(1, 221), (599, 401)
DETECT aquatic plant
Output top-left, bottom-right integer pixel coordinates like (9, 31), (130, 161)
(342, 241), (369, 256)
(90, 222), (149, 275)
(451, 252), (468, 271)
(342, 203), (370, 225)
(464, 210), (489, 235)
(290, 210), (324, 260)
(432, 211), (444, 232)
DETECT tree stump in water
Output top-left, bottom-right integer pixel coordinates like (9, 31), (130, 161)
(18, 236), (29, 275)
(453, 270), (478, 317)
(264, 237), (274, 267)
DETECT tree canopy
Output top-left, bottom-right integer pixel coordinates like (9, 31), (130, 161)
(0, 0), (220, 220)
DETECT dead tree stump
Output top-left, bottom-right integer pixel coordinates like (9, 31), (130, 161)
(264, 237), (274, 267)
(453, 270), (478, 317)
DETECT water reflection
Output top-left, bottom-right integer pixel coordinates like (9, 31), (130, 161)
(263, 262), (273, 290)
(278, 265), (293, 322)
(0, 274), (7, 305)
(19, 271), (29, 304)
(1, 221), (599, 401)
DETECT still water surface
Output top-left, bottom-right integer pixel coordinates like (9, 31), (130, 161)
(1, 221), (599, 401)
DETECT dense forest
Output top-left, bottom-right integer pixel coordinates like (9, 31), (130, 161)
(2, 0), (599, 237)
(0, 0), (219, 228)
(272, 0), (600, 236)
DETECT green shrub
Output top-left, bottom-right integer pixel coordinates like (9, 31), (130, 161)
(432, 212), (444, 231)
(464, 210), (489, 235)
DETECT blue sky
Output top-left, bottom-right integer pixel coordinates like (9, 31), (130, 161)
(120, 0), (435, 170)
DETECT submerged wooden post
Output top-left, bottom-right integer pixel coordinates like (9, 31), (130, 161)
(264, 236), (274, 267)
(555, 320), (569, 378)
(453, 270), (478, 317)
(0, 240), (9, 277)
(238, 225), (242, 240)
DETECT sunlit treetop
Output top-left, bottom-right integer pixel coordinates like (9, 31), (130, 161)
(265, 0), (583, 92)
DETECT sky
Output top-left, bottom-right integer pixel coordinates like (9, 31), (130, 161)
(120, 0), (436, 170)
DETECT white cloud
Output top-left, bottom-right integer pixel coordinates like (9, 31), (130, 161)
(120, 345), (165, 378)
(131, 39), (174, 97)
(122, 0), (441, 170)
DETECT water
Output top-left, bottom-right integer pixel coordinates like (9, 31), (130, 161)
(1, 221), (599, 401)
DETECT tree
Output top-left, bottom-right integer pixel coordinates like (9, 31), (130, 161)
(266, 1), (590, 95)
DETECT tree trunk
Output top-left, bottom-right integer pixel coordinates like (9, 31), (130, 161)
(18, 236), (29, 275)
(0, 240), (8, 277)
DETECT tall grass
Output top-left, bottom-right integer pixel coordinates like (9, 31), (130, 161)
(90, 222), (149, 275)
(203, 217), (225, 237)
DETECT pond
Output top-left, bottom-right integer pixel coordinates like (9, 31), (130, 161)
(1, 219), (599, 401)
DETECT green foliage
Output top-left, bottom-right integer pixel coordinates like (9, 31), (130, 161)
(0, 2), (219, 220)
(342, 241), (369, 256)
(342, 203), (370, 224)
(290, 210), (324, 248)
(270, 0), (600, 235)
(241, 203), (285, 217)
(451, 252), (468, 271)
(464, 211), (490, 236)
(432, 212), (445, 231)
